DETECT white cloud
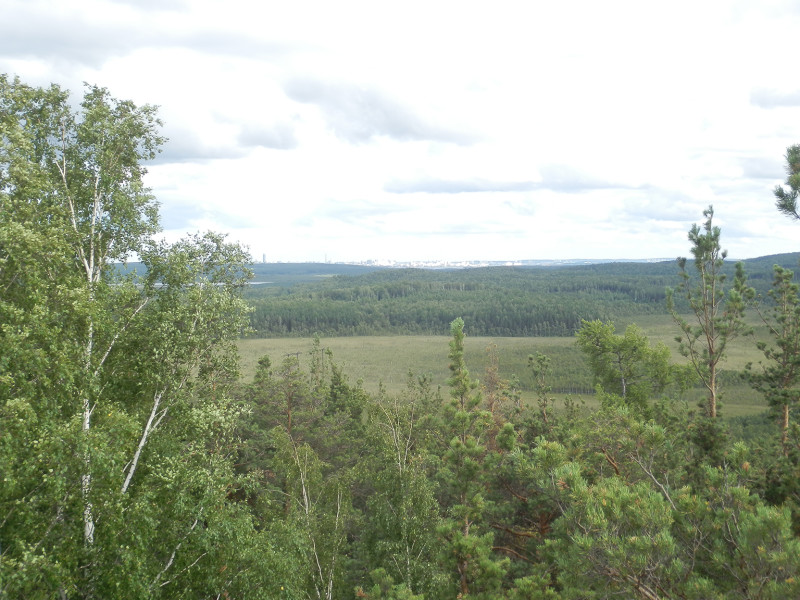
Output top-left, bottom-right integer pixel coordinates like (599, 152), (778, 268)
(4, 0), (800, 262)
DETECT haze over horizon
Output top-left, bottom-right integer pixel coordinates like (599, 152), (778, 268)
(4, 0), (800, 263)
(248, 251), (797, 268)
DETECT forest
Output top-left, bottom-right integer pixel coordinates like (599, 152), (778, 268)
(4, 76), (800, 599)
(244, 255), (800, 338)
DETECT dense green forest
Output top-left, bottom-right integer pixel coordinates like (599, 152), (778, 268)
(5, 76), (800, 599)
(245, 255), (800, 337)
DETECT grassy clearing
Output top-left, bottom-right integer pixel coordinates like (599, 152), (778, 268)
(617, 310), (770, 370)
(238, 312), (770, 418)
(238, 335), (560, 393)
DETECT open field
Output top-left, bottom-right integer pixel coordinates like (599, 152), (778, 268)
(239, 334), (581, 392)
(238, 312), (771, 418)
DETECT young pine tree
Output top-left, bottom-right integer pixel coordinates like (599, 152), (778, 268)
(435, 318), (508, 598)
(746, 265), (800, 455)
(667, 206), (753, 421)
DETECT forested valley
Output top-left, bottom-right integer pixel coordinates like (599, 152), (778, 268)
(5, 76), (800, 599)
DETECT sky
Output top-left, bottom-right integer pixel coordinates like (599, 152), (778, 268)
(3, 0), (800, 263)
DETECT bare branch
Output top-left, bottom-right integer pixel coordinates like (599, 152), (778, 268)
(150, 518), (200, 590)
(121, 391), (165, 494)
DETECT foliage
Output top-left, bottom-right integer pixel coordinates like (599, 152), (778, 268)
(667, 205), (753, 421)
(551, 476), (689, 599)
(0, 75), (291, 599)
(246, 262), (677, 338)
(746, 266), (800, 453)
(244, 256), (800, 338)
(433, 318), (509, 597)
(774, 144), (800, 221)
(354, 374), (446, 597)
(576, 319), (690, 413)
(527, 352), (555, 432)
(6, 75), (800, 600)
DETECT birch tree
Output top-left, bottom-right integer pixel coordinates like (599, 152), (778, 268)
(576, 319), (684, 414)
(0, 75), (285, 598)
(269, 428), (351, 600)
(356, 378), (444, 597)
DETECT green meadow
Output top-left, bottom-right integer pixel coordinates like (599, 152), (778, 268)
(238, 311), (770, 418)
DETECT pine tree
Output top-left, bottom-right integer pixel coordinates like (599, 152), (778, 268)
(746, 266), (800, 453)
(774, 144), (800, 221)
(667, 206), (753, 420)
(435, 318), (508, 597)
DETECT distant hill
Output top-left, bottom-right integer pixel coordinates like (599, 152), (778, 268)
(244, 252), (800, 337)
(115, 253), (800, 337)
(248, 262), (385, 285)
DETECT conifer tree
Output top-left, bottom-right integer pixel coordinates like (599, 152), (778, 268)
(747, 266), (800, 454)
(435, 318), (508, 597)
(667, 206), (752, 420)
(774, 144), (800, 221)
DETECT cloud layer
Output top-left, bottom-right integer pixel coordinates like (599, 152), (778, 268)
(3, 0), (800, 262)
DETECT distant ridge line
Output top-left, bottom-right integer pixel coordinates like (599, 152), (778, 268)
(251, 253), (800, 269)
(254, 258), (677, 269)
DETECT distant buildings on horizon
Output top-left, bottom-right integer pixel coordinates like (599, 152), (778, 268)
(255, 257), (675, 268)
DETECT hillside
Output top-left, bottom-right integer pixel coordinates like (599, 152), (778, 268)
(245, 253), (800, 337)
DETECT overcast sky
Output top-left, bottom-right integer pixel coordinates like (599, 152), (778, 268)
(4, 0), (800, 263)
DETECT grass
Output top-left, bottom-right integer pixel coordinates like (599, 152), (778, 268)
(237, 312), (771, 419)
(238, 335), (582, 390)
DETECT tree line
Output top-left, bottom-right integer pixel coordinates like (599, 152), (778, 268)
(4, 75), (800, 598)
(245, 256), (800, 338)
